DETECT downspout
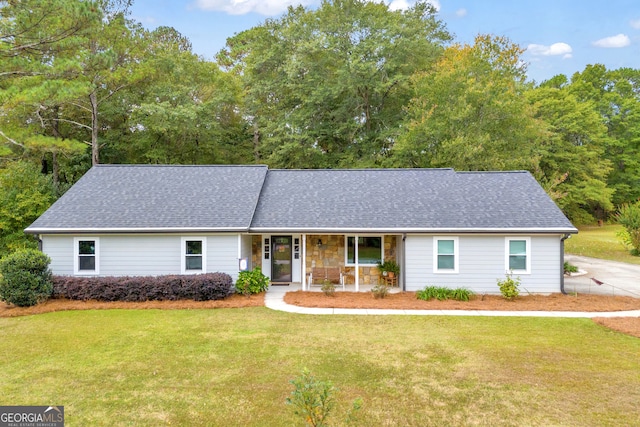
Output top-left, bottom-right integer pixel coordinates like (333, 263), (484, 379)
(401, 233), (407, 291)
(560, 234), (571, 294)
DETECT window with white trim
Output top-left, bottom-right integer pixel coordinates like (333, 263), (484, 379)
(506, 237), (530, 274)
(346, 236), (383, 265)
(433, 237), (458, 273)
(182, 237), (206, 273)
(74, 237), (99, 275)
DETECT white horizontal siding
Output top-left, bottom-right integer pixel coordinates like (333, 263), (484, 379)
(206, 234), (241, 282)
(42, 234), (241, 280)
(42, 235), (74, 276)
(405, 235), (562, 294)
(100, 235), (180, 276)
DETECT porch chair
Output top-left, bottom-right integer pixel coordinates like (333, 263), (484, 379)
(308, 267), (345, 290)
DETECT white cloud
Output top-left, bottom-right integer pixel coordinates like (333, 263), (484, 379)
(455, 8), (467, 17)
(630, 19), (640, 29)
(527, 42), (573, 59)
(388, 0), (439, 12)
(388, 0), (411, 11)
(592, 33), (631, 48)
(193, 0), (317, 16)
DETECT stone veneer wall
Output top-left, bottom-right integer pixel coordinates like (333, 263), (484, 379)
(305, 234), (397, 285)
(251, 235), (262, 269)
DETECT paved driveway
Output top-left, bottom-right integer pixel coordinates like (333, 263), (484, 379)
(564, 254), (640, 297)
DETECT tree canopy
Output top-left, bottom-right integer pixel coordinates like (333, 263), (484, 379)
(2, 0), (640, 251)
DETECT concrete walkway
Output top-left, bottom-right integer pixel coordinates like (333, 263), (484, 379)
(264, 285), (640, 318)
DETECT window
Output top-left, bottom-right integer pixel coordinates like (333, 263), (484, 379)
(74, 237), (99, 275)
(506, 237), (530, 273)
(433, 237), (458, 273)
(182, 237), (206, 273)
(346, 236), (383, 265)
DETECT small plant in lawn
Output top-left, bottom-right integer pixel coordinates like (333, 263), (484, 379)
(497, 273), (520, 300)
(0, 249), (53, 307)
(564, 261), (578, 274)
(371, 283), (389, 299)
(321, 279), (335, 297)
(286, 368), (362, 427)
(235, 267), (269, 296)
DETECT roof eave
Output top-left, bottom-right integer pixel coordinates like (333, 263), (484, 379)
(25, 227), (250, 235)
(247, 227), (579, 234)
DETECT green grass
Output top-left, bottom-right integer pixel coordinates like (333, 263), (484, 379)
(566, 224), (640, 265)
(1, 308), (639, 426)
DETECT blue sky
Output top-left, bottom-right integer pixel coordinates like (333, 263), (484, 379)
(130, 0), (640, 83)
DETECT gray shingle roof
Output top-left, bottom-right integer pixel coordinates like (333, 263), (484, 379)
(26, 165), (268, 233)
(249, 168), (577, 233)
(26, 166), (576, 234)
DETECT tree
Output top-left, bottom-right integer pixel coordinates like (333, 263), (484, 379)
(218, 0), (450, 168)
(0, 0), (150, 168)
(0, 0), (100, 172)
(569, 65), (640, 208)
(0, 162), (56, 256)
(392, 35), (543, 171)
(526, 82), (613, 222)
(117, 27), (252, 165)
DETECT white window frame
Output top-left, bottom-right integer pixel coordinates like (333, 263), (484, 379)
(433, 237), (459, 274)
(345, 235), (384, 266)
(505, 237), (531, 274)
(181, 237), (207, 274)
(74, 237), (100, 275)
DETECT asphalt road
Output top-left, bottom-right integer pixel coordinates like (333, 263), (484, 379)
(564, 254), (640, 297)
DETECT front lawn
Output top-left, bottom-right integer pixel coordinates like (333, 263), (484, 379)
(566, 224), (640, 265)
(1, 308), (639, 426)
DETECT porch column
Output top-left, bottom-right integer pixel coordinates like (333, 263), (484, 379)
(355, 234), (359, 292)
(302, 234), (307, 291)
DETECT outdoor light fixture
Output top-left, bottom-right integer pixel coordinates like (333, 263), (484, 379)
(317, 239), (322, 247)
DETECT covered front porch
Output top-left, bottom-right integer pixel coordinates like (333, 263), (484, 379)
(246, 233), (404, 291)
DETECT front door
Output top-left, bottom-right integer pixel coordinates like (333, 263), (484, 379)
(271, 236), (292, 282)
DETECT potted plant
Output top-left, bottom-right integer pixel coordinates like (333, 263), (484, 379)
(377, 259), (400, 278)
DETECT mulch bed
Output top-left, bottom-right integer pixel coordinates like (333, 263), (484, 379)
(283, 290), (640, 312)
(0, 293), (264, 318)
(2, 291), (639, 338)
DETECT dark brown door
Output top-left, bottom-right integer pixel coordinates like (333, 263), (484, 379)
(271, 236), (292, 282)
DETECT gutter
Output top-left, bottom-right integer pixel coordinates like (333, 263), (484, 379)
(560, 234), (571, 294)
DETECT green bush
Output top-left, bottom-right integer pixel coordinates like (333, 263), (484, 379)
(616, 202), (640, 256)
(497, 274), (520, 300)
(235, 266), (269, 295)
(449, 287), (473, 302)
(563, 261), (578, 274)
(0, 249), (53, 307)
(416, 286), (473, 302)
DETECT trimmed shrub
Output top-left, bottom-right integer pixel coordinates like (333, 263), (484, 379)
(52, 272), (234, 302)
(0, 249), (53, 307)
(235, 267), (269, 295)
